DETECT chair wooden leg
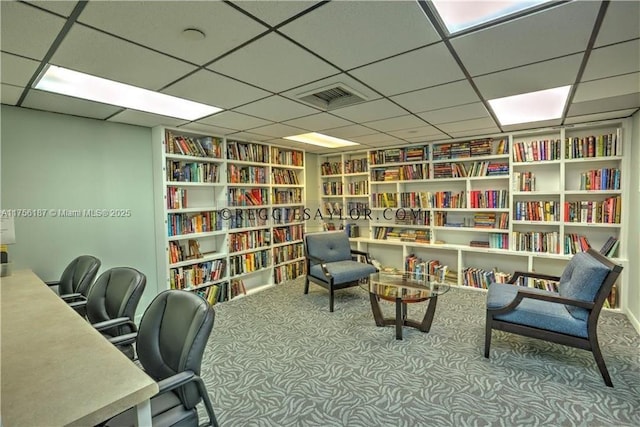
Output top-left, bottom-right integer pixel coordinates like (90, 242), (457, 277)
(484, 312), (492, 358)
(329, 285), (335, 312)
(590, 334), (613, 387)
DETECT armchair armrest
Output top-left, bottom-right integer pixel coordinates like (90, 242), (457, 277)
(67, 299), (87, 310)
(306, 253), (333, 279)
(491, 287), (595, 315)
(157, 370), (196, 394)
(108, 332), (138, 347)
(92, 317), (136, 332)
(350, 249), (374, 265)
(60, 293), (84, 302)
(45, 280), (60, 287)
(508, 271), (561, 284)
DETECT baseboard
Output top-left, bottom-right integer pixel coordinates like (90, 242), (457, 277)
(624, 308), (640, 336)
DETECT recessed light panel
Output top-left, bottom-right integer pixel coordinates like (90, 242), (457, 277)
(431, 0), (551, 33)
(34, 65), (222, 121)
(488, 85), (571, 126)
(284, 132), (360, 148)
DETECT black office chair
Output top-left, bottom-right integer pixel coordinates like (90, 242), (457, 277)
(106, 290), (218, 427)
(46, 255), (101, 315)
(70, 267), (146, 360)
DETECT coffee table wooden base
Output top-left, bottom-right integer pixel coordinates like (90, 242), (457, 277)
(369, 293), (439, 340)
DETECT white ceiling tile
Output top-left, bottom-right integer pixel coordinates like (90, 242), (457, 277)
(267, 138), (310, 153)
(581, 39), (640, 82)
(387, 125), (443, 139)
(350, 43), (464, 96)
(26, 1), (78, 17)
(280, 73), (381, 106)
(208, 33), (339, 93)
(331, 99), (407, 123)
(162, 69), (270, 110)
(245, 123), (306, 138)
(22, 89), (121, 119)
(405, 132), (450, 143)
(565, 108), (638, 124)
(198, 111), (272, 131)
(451, 1), (600, 76)
(107, 110), (188, 128)
(279, 0), (440, 70)
(1, 52), (40, 87)
(51, 25), (196, 90)
(362, 115), (428, 132)
(350, 134), (406, 146)
(281, 113), (353, 131)
(474, 54), (583, 100)
(232, 1), (321, 26)
(502, 119), (562, 133)
(1, 1), (65, 60)
(1, 84), (24, 105)
(78, 1), (267, 66)
(417, 103), (489, 125)
(177, 122), (238, 136)
(226, 131), (273, 142)
(447, 127), (502, 138)
(323, 124), (377, 139)
(595, 0), (640, 47)
(568, 93), (640, 117)
(391, 80), (480, 113)
(438, 117), (498, 134)
(574, 73), (640, 103)
(234, 96), (320, 122)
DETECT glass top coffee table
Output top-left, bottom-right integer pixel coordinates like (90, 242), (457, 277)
(367, 270), (451, 340)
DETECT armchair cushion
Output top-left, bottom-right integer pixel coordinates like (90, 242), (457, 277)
(305, 232), (352, 263)
(309, 260), (377, 285)
(487, 283), (588, 338)
(558, 252), (610, 321)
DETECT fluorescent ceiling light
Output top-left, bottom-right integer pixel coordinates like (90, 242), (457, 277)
(488, 85), (571, 126)
(284, 132), (360, 149)
(34, 65), (222, 121)
(431, 0), (551, 33)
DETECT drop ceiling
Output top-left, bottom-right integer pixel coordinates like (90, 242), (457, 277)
(1, 0), (639, 154)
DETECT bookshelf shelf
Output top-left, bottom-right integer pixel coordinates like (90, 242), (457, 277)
(154, 127), (306, 305)
(323, 121), (629, 309)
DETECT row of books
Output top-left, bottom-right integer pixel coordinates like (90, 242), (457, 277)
(513, 139), (561, 162)
(512, 231), (560, 254)
(272, 188), (303, 204)
(167, 161), (220, 183)
(371, 164), (426, 181)
(563, 197), (621, 224)
(369, 146), (428, 165)
(273, 207), (304, 225)
(579, 168), (621, 191)
(274, 260), (306, 284)
(514, 200), (561, 222)
(272, 168), (300, 185)
(227, 140), (269, 163)
(270, 147), (304, 167)
(166, 132), (222, 158)
(433, 161), (508, 178)
(513, 171), (536, 192)
(167, 187), (188, 210)
(168, 211), (222, 237)
(432, 138), (500, 160)
(228, 208), (268, 229)
(322, 181), (343, 195)
(564, 233), (591, 255)
(170, 259), (227, 290)
(321, 162), (342, 175)
(345, 223), (360, 238)
(229, 229), (271, 253)
(565, 130), (622, 159)
(344, 158), (368, 174)
(397, 192), (433, 209)
(169, 240), (211, 264)
(599, 236), (620, 257)
(347, 181), (368, 195)
(273, 243), (304, 264)
(513, 276), (558, 292)
(404, 256), (446, 281)
(273, 224), (304, 244)
(463, 267), (510, 289)
(229, 250), (270, 276)
(227, 188), (268, 206)
(395, 210), (429, 226)
(227, 165), (267, 184)
(469, 190), (509, 209)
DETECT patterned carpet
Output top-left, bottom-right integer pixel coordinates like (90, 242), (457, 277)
(200, 278), (640, 426)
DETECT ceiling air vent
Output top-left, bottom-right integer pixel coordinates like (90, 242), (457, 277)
(297, 84), (368, 110)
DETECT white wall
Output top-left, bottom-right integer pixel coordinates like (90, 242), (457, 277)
(0, 106), (159, 313)
(627, 110), (640, 332)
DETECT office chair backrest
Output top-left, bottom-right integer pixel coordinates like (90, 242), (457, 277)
(86, 267), (146, 336)
(137, 290), (215, 410)
(58, 255), (101, 296)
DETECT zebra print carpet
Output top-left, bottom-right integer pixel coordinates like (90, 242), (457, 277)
(200, 278), (640, 426)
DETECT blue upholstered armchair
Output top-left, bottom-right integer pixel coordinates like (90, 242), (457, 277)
(304, 231), (378, 312)
(484, 248), (623, 387)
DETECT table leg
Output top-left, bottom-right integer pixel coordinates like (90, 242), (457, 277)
(395, 297), (403, 340)
(135, 398), (152, 427)
(419, 296), (439, 333)
(369, 292), (385, 327)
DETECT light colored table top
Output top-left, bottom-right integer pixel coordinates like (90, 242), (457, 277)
(1, 269), (158, 427)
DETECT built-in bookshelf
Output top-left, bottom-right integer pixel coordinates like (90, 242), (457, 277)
(320, 120), (631, 310)
(153, 127), (306, 304)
